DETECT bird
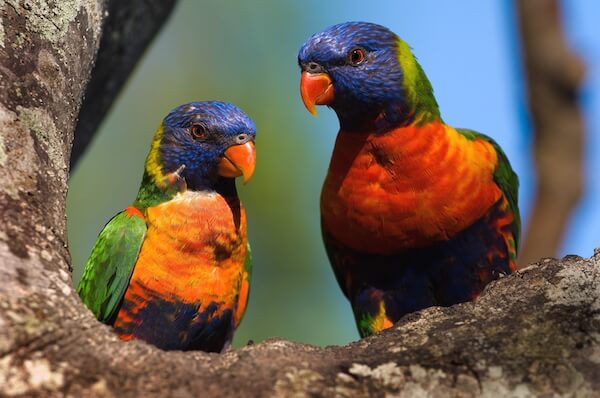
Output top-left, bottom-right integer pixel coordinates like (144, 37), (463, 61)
(77, 101), (256, 352)
(298, 22), (520, 337)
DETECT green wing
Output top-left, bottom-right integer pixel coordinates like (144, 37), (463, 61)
(234, 242), (253, 328)
(457, 129), (521, 251)
(244, 242), (253, 284)
(77, 210), (147, 323)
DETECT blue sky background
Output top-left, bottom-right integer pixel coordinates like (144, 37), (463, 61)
(68, 1), (600, 347)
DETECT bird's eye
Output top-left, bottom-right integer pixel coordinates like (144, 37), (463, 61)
(348, 48), (366, 66)
(190, 124), (206, 140)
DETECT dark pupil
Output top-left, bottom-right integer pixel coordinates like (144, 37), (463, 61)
(192, 126), (204, 137)
(352, 50), (362, 64)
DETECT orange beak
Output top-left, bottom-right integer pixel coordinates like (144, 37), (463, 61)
(300, 72), (334, 115)
(218, 141), (256, 184)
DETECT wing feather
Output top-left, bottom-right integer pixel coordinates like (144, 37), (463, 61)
(457, 128), (521, 251)
(77, 209), (147, 323)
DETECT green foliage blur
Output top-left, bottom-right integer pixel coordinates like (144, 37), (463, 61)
(68, 1), (359, 347)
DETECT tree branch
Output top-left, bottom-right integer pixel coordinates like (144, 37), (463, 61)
(516, 0), (586, 264)
(70, 0), (177, 169)
(0, 0), (105, 274)
(1, 244), (599, 396)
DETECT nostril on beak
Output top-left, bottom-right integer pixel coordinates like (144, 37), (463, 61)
(236, 134), (248, 144)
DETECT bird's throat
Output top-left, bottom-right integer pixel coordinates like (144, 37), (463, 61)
(333, 98), (442, 134)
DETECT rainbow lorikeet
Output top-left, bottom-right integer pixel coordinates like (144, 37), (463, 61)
(77, 101), (256, 352)
(298, 22), (520, 337)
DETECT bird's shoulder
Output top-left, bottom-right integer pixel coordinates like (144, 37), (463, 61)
(455, 127), (521, 248)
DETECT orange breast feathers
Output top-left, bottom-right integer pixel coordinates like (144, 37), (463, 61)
(321, 122), (502, 255)
(124, 191), (248, 307)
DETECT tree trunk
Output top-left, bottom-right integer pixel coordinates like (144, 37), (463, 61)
(517, 0), (586, 264)
(1, 2), (598, 397)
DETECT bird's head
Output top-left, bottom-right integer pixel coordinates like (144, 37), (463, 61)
(149, 101), (256, 191)
(298, 21), (439, 131)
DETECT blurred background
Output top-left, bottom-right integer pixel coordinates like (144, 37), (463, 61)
(67, 1), (600, 347)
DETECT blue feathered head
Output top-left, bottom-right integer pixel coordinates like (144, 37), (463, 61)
(298, 22), (438, 131)
(151, 101), (256, 191)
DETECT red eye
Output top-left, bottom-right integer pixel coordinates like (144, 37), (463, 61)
(348, 48), (365, 65)
(190, 124), (206, 139)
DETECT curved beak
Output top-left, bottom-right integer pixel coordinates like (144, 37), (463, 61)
(300, 72), (334, 115)
(218, 141), (256, 184)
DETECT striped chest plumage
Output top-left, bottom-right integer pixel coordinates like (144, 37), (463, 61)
(320, 122), (518, 337)
(321, 121), (502, 255)
(113, 190), (248, 351)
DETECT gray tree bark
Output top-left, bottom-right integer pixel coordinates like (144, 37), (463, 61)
(70, 0), (177, 169)
(1, 2), (599, 397)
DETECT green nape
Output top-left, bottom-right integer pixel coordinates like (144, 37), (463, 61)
(133, 171), (177, 209)
(396, 38), (442, 125)
(132, 124), (180, 210)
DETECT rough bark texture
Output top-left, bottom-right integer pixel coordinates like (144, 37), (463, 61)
(70, 0), (177, 169)
(517, 0), (586, 265)
(0, 0), (105, 269)
(1, 2), (598, 397)
(1, 242), (600, 397)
